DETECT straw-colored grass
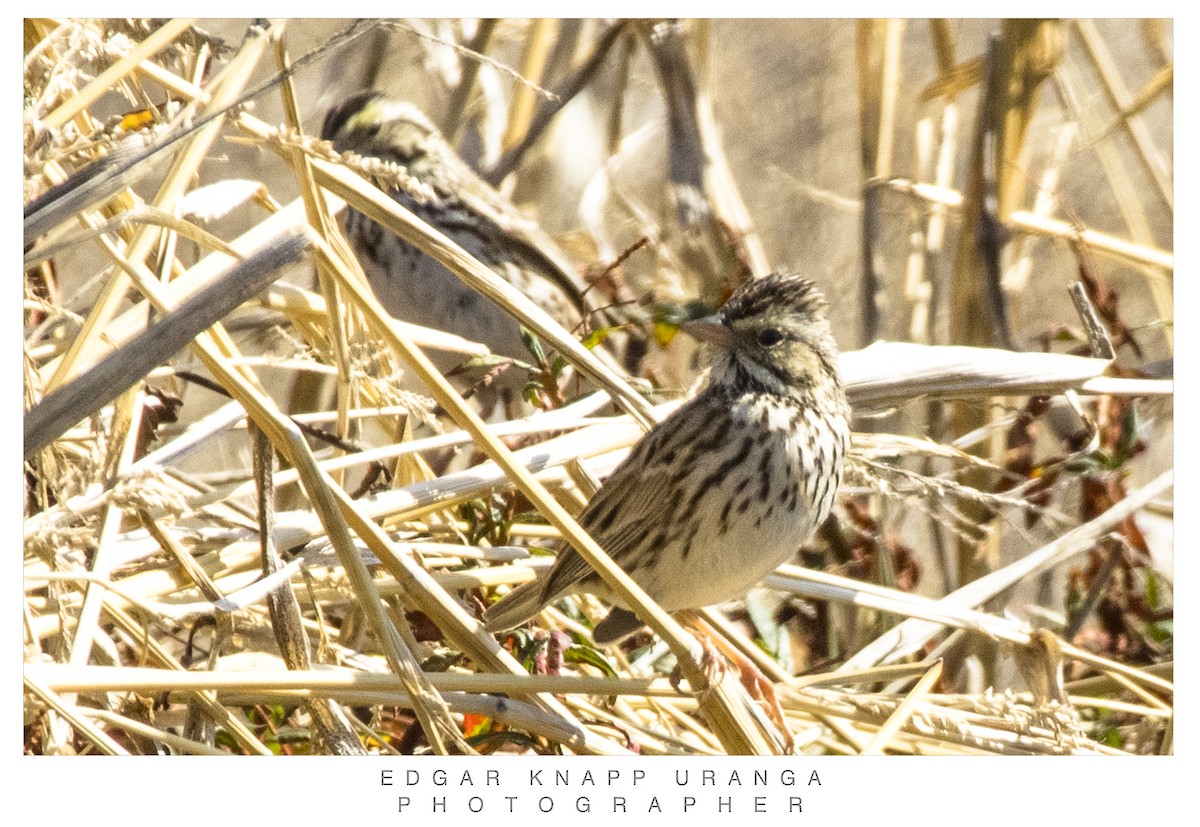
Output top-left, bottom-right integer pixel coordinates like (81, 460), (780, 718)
(24, 18), (1172, 756)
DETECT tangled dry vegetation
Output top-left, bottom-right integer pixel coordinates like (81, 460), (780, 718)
(23, 19), (1173, 756)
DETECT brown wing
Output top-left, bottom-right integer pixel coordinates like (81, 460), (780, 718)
(537, 393), (725, 602)
(442, 156), (592, 314)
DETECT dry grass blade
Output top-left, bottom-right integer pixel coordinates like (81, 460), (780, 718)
(842, 469), (1173, 670)
(486, 20), (631, 184)
(27, 664), (679, 698)
(861, 660), (943, 754)
(251, 419), (366, 755)
(78, 708), (230, 755)
(1074, 19), (1172, 211)
(39, 18), (198, 132)
(43, 22), (274, 394)
(1052, 61), (1174, 353)
(841, 341), (1170, 409)
(25, 231), (309, 456)
(767, 564), (1029, 644)
(23, 675), (130, 756)
(884, 178), (1174, 270)
(24, 665), (620, 751)
(856, 18), (905, 344)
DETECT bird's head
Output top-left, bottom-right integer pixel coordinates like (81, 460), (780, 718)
(321, 91), (445, 175)
(685, 272), (844, 405)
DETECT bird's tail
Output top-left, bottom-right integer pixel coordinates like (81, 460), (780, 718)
(481, 579), (544, 633)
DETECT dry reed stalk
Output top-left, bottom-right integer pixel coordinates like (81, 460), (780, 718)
(102, 603), (273, 754)
(1074, 20), (1173, 212)
(44, 23), (271, 393)
(442, 19), (498, 139)
(943, 27), (1061, 682)
(1063, 661), (1172, 697)
(855, 18), (905, 346)
(77, 708), (229, 755)
(26, 664), (674, 698)
(1098, 64), (1172, 138)
(643, 20), (767, 301)
(1002, 115), (1076, 295)
(39, 19), (198, 132)
(861, 660), (943, 754)
(841, 468), (1173, 670)
(688, 20), (772, 281)
(30, 658), (1122, 756)
(51, 226), (464, 754)
(884, 178), (1174, 270)
(23, 674), (130, 755)
(1053, 58), (1174, 351)
(502, 19), (559, 153)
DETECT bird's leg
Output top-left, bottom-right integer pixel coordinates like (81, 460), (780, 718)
(673, 610), (794, 751)
(668, 624), (726, 692)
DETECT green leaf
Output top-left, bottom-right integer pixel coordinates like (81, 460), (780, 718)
(652, 321), (680, 347)
(1116, 403), (1141, 462)
(421, 651), (466, 672)
(551, 354), (568, 378)
(467, 730), (543, 751)
(1063, 455), (1104, 474)
(1145, 620), (1173, 643)
(564, 644), (619, 678)
(523, 381), (544, 407)
(580, 325), (624, 350)
(521, 635), (548, 672)
(651, 299), (716, 347)
(270, 726), (312, 745)
(214, 728), (239, 752)
(520, 326), (547, 364)
(1145, 569), (1160, 609)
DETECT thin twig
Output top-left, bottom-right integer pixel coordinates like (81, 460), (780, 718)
(1068, 281), (1116, 360)
(486, 20), (631, 184)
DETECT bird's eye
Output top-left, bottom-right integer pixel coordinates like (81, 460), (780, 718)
(757, 328), (784, 347)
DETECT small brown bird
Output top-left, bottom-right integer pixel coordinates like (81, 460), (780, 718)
(484, 271), (850, 643)
(320, 91), (592, 369)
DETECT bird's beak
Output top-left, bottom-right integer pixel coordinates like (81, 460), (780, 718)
(682, 314), (733, 348)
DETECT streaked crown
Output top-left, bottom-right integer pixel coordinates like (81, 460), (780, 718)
(721, 271), (829, 325)
(707, 272), (844, 408)
(320, 91), (445, 172)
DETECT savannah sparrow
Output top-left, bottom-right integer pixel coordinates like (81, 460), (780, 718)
(320, 91), (592, 369)
(484, 271), (850, 643)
